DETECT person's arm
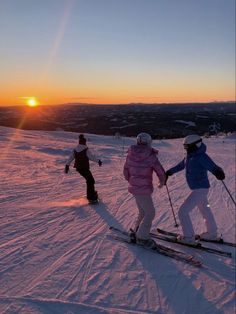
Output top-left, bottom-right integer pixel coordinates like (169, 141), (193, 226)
(199, 154), (225, 180)
(123, 158), (130, 181)
(164, 158), (185, 184)
(86, 148), (102, 165)
(153, 159), (166, 188)
(66, 150), (75, 166)
(64, 150), (75, 173)
(167, 159), (185, 175)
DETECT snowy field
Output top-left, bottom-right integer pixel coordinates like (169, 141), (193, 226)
(0, 126), (235, 314)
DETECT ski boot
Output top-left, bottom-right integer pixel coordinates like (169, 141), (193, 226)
(198, 232), (221, 241)
(88, 191), (99, 204)
(177, 235), (199, 246)
(137, 238), (157, 249)
(129, 229), (137, 243)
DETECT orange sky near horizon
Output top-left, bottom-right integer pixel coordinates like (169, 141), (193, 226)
(0, 76), (235, 106)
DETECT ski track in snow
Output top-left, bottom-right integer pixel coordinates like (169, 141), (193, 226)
(0, 126), (235, 314)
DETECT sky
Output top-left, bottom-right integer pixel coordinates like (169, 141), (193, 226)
(0, 0), (235, 106)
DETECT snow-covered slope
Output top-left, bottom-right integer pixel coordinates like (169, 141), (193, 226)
(0, 126), (235, 314)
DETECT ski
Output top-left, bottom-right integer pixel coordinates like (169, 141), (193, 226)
(149, 230), (232, 258)
(109, 226), (202, 267)
(156, 228), (236, 247)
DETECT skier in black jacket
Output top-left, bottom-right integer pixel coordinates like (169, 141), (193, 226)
(64, 134), (102, 202)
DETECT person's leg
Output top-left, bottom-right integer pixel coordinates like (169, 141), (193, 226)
(178, 190), (201, 238)
(135, 195), (156, 240)
(86, 170), (97, 199)
(133, 195), (145, 232)
(197, 189), (217, 236)
(78, 169), (96, 200)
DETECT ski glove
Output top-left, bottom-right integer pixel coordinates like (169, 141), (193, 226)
(98, 160), (102, 166)
(164, 170), (172, 185)
(166, 170), (173, 176)
(213, 167), (225, 181)
(64, 165), (69, 174)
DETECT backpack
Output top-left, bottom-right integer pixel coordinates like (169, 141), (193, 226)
(73, 148), (90, 170)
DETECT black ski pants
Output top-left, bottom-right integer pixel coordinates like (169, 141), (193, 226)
(77, 168), (97, 200)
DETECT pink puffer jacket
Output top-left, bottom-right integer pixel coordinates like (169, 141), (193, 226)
(123, 145), (166, 195)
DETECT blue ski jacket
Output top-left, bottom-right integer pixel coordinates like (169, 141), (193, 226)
(167, 143), (222, 190)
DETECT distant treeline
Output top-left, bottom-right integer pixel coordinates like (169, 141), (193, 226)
(0, 102), (235, 139)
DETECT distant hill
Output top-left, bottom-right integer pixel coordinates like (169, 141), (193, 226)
(0, 101), (235, 139)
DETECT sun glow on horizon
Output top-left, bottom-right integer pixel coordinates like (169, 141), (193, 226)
(26, 97), (39, 107)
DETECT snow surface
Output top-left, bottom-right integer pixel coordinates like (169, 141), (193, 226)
(0, 126), (235, 314)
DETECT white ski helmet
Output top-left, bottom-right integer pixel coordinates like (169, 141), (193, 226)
(136, 132), (152, 146)
(183, 134), (202, 148)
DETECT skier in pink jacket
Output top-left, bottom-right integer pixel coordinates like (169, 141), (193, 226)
(123, 133), (166, 248)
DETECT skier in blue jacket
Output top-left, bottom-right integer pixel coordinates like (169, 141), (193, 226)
(166, 134), (225, 244)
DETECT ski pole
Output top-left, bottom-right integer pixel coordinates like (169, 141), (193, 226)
(222, 180), (236, 207)
(165, 184), (179, 227)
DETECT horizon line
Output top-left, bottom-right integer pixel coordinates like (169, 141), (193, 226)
(0, 100), (235, 107)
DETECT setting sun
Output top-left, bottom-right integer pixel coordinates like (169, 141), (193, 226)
(27, 97), (39, 107)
